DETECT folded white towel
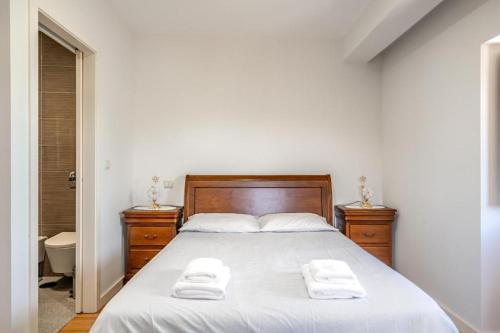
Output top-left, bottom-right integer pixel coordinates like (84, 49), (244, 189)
(183, 258), (224, 283)
(172, 266), (231, 300)
(309, 259), (356, 283)
(302, 264), (366, 299)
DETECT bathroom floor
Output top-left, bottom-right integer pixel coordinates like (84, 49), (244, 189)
(38, 276), (75, 333)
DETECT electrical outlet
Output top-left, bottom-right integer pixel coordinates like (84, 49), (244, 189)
(163, 180), (174, 189)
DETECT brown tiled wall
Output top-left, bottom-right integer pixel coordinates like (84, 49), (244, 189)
(39, 32), (76, 274)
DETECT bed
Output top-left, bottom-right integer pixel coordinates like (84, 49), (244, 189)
(91, 175), (457, 333)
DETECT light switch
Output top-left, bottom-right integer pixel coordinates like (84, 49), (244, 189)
(163, 180), (174, 189)
(105, 160), (111, 170)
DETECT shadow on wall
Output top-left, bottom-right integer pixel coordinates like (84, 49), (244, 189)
(493, 61), (500, 205)
(382, 0), (488, 68)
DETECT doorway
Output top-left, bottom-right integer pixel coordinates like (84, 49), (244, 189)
(30, 10), (99, 332)
(37, 29), (78, 332)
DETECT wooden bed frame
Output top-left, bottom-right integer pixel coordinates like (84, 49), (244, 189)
(184, 175), (333, 224)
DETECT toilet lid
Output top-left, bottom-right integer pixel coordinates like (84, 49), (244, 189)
(45, 232), (76, 248)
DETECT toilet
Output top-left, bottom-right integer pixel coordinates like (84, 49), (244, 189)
(44, 232), (76, 276)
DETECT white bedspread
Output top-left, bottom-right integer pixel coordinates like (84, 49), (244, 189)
(91, 231), (458, 333)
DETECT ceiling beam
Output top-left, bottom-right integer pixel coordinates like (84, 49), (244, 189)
(343, 0), (444, 63)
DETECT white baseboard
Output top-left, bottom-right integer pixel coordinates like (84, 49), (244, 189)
(440, 303), (479, 333)
(98, 275), (124, 309)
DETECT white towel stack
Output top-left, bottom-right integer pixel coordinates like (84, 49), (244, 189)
(172, 258), (230, 300)
(302, 259), (366, 299)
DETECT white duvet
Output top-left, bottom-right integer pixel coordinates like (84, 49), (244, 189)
(91, 231), (458, 333)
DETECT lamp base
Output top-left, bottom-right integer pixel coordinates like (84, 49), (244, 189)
(361, 201), (373, 209)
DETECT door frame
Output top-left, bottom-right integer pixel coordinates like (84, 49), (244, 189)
(29, 8), (99, 326)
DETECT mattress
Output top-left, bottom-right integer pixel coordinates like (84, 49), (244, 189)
(91, 231), (458, 333)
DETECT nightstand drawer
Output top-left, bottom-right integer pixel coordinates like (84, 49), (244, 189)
(362, 246), (391, 266)
(350, 224), (391, 244)
(129, 226), (175, 246)
(129, 249), (160, 269)
(122, 206), (183, 282)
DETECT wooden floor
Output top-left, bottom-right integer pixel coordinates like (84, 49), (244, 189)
(59, 313), (98, 332)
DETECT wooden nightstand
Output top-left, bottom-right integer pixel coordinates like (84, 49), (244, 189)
(334, 205), (396, 267)
(122, 206), (183, 281)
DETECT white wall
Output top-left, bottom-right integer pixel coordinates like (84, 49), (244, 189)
(0, 0), (12, 330)
(131, 36), (383, 207)
(10, 0), (32, 329)
(481, 43), (500, 333)
(35, 0), (135, 301)
(381, 0), (500, 330)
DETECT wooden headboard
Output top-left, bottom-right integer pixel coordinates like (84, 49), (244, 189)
(184, 175), (333, 224)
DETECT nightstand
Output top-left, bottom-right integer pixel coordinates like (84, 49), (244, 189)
(334, 205), (396, 267)
(122, 206), (183, 281)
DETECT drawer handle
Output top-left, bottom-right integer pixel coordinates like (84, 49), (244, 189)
(144, 234), (158, 240)
(144, 257), (150, 262)
(363, 232), (376, 238)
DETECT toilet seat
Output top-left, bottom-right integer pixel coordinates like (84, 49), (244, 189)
(45, 232), (76, 249)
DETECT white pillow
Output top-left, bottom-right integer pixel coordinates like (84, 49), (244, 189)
(180, 213), (260, 233)
(258, 213), (337, 232)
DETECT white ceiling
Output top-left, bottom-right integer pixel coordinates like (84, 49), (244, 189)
(107, 0), (373, 38)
